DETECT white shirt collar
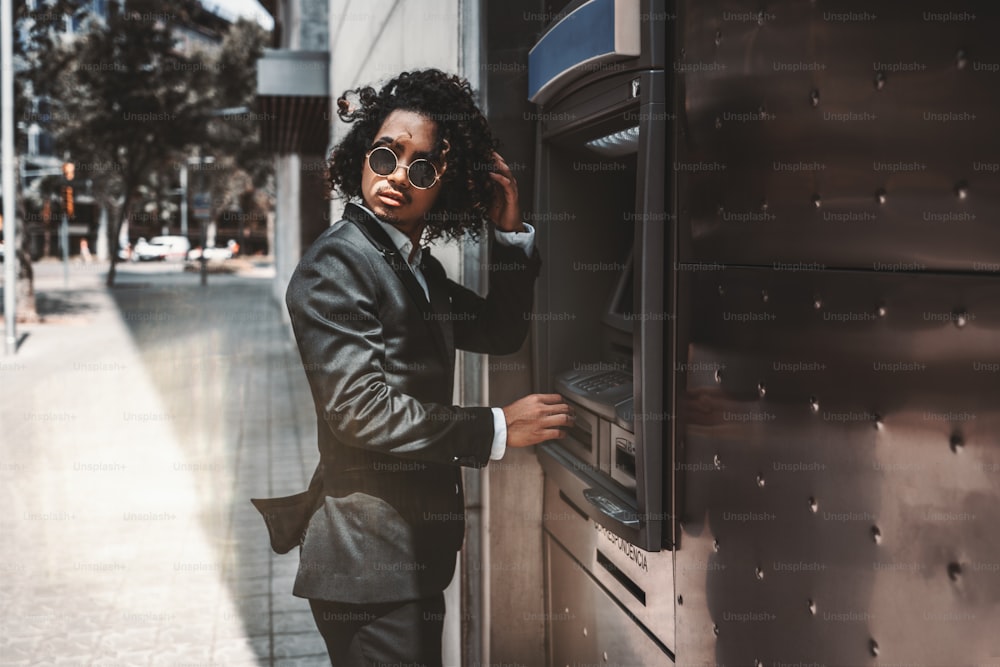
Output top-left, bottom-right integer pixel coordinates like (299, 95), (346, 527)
(355, 202), (423, 267)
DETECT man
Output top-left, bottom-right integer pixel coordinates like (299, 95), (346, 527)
(282, 69), (573, 665)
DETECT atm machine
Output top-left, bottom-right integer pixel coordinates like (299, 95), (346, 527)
(527, 0), (672, 664)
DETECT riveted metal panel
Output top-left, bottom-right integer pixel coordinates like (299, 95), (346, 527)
(674, 266), (1000, 666)
(671, 2), (1000, 665)
(676, 1), (1000, 272)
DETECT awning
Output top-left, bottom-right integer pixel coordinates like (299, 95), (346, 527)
(255, 49), (331, 155)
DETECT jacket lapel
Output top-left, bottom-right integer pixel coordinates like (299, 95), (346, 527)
(342, 204), (431, 312)
(421, 249), (456, 366)
(342, 203), (451, 364)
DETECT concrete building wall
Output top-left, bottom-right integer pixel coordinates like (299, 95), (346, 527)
(270, 0), (331, 311)
(273, 153), (301, 307)
(480, 4), (549, 666)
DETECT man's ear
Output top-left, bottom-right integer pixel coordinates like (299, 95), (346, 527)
(438, 139), (451, 175)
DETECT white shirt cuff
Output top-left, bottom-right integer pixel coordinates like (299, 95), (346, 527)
(493, 222), (535, 252)
(489, 407), (508, 460)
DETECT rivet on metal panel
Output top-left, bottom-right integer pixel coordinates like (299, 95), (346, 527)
(874, 71), (886, 90)
(754, 660), (764, 667)
(761, 289), (769, 303)
(809, 89), (820, 108)
(957, 49), (968, 70)
(715, 368), (724, 383)
(760, 199), (769, 212)
(714, 30), (722, 46)
(877, 303), (887, 318)
(631, 78), (640, 98)
(876, 188), (887, 205)
(950, 432), (964, 453)
(678, 594), (684, 605)
(953, 310), (969, 328)
(955, 181), (969, 200)
(870, 639), (880, 657)
(756, 474), (766, 488)
(757, 382), (767, 398)
(602, 651), (609, 662)
(873, 413), (883, 430)
(713, 624), (720, 636)
(564, 607), (570, 614)
(718, 284), (725, 296)
(809, 396), (820, 413)
(680, 47), (686, 58)
(713, 539), (721, 552)
(813, 295), (823, 310)
(871, 526), (882, 544)
(809, 497), (818, 513)
(948, 562), (963, 581)
(808, 599), (817, 615)
(716, 204), (725, 216)
(755, 566), (765, 580)
(756, 11), (766, 26)
(812, 193), (822, 208)
(714, 454), (723, 469)
(582, 626), (588, 637)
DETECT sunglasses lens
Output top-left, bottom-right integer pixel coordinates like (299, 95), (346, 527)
(368, 147), (396, 175)
(408, 160), (438, 189)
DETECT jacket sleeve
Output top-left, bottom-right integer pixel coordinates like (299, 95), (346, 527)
(439, 240), (542, 355)
(285, 233), (494, 468)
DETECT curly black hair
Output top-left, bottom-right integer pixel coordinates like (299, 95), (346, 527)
(326, 69), (500, 243)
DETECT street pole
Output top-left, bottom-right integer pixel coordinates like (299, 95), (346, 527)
(189, 155), (214, 287)
(199, 161), (207, 286)
(179, 162), (188, 238)
(2, 0), (18, 354)
(60, 164), (75, 289)
(61, 209), (68, 288)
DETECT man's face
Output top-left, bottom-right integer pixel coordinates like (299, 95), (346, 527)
(361, 109), (444, 233)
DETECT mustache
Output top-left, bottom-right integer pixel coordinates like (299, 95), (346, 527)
(377, 186), (410, 204)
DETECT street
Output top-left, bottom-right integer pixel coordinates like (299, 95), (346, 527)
(1, 259), (328, 666)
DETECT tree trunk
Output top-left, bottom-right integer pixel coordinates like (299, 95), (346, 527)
(14, 188), (40, 322)
(106, 195), (132, 287)
(15, 248), (40, 323)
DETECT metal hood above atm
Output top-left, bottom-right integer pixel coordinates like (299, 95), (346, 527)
(255, 49), (330, 155)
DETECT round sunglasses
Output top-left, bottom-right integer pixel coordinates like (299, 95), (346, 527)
(366, 146), (441, 190)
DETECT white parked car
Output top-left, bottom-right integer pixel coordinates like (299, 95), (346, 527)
(187, 239), (236, 261)
(132, 236), (191, 262)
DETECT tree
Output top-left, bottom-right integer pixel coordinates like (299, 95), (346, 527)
(195, 18), (273, 252)
(7, 0), (84, 321)
(47, 0), (217, 286)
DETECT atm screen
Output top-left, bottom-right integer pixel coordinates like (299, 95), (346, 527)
(603, 251), (634, 334)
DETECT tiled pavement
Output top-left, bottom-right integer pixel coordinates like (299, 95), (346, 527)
(1, 260), (329, 666)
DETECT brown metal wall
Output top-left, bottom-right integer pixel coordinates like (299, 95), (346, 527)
(674, 2), (1000, 665)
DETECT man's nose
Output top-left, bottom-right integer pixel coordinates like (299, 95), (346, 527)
(386, 165), (408, 188)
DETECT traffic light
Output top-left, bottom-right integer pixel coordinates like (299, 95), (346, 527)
(62, 162), (75, 218)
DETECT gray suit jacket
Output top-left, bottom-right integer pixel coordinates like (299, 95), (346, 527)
(283, 202), (541, 603)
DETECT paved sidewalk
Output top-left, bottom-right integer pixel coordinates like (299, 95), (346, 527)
(0, 259), (328, 666)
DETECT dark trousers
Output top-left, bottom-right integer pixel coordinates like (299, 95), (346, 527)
(308, 594), (446, 667)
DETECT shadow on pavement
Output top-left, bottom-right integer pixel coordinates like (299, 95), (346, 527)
(106, 270), (324, 665)
(35, 290), (105, 319)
